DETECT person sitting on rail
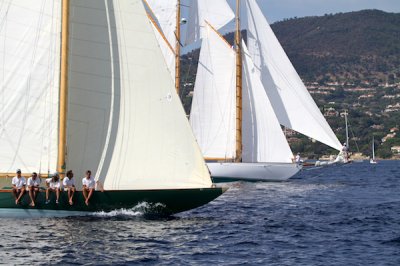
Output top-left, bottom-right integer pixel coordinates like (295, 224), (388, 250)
(27, 172), (41, 207)
(63, 170), (76, 205)
(45, 172), (61, 204)
(82, 170), (95, 206)
(12, 169), (26, 205)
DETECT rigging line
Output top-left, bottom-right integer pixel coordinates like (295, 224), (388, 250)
(45, 0), (58, 173)
(48, 0), (59, 172)
(39, 0), (54, 173)
(9, 1), (47, 170)
(0, 2), (11, 139)
(348, 121), (360, 153)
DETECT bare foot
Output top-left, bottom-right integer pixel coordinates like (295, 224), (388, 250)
(85, 199), (89, 206)
(29, 202), (35, 207)
(69, 199), (73, 205)
(15, 199), (19, 205)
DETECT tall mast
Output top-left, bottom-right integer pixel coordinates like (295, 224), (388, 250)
(58, 0), (70, 176)
(235, 0), (242, 162)
(175, 0), (181, 94)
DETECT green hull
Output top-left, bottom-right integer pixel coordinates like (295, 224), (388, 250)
(0, 187), (226, 217)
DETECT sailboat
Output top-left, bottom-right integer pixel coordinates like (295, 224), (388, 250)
(187, 0), (342, 182)
(370, 137), (378, 164)
(0, 0), (225, 217)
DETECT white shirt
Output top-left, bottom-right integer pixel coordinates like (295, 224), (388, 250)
(27, 177), (41, 187)
(82, 176), (96, 189)
(63, 177), (75, 187)
(12, 176), (26, 189)
(46, 178), (60, 189)
(295, 155), (301, 162)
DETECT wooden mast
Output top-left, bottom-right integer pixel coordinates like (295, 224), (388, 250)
(235, 0), (242, 162)
(175, 0), (181, 94)
(57, 0), (70, 176)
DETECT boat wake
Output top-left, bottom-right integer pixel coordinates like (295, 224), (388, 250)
(92, 202), (167, 218)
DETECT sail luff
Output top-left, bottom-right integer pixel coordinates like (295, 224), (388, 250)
(57, 0), (69, 176)
(235, 0), (243, 162)
(143, 0), (175, 54)
(175, 0), (181, 94)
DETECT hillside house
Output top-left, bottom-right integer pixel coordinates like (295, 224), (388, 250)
(391, 146), (400, 154)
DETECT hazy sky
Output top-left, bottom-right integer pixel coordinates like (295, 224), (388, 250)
(181, 0), (400, 52)
(234, 0), (400, 23)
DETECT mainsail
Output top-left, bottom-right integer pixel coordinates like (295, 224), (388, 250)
(244, 0), (342, 151)
(67, 0), (211, 190)
(190, 24), (236, 160)
(0, 0), (61, 173)
(242, 41), (293, 163)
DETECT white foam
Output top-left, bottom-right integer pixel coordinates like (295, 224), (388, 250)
(92, 201), (167, 217)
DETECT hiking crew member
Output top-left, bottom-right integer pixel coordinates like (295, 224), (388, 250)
(45, 173), (61, 204)
(63, 170), (76, 205)
(27, 172), (41, 207)
(82, 170), (95, 206)
(12, 169), (26, 205)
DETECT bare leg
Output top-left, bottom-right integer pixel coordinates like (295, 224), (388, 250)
(82, 188), (88, 204)
(85, 188), (94, 206)
(33, 188), (38, 200)
(69, 188), (75, 205)
(13, 188), (18, 200)
(29, 188), (35, 206)
(56, 189), (60, 203)
(46, 188), (50, 202)
(16, 188), (25, 204)
(68, 189), (71, 204)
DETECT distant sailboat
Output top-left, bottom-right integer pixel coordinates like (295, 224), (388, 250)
(370, 137), (378, 164)
(0, 0), (225, 217)
(189, 0), (342, 182)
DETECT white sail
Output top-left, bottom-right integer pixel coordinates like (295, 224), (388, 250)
(190, 25), (236, 160)
(150, 22), (176, 79)
(67, 0), (211, 190)
(147, 0), (176, 78)
(242, 42), (293, 163)
(372, 137), (375, 160)
(146, 0), (177, 49)
(185, 0), (235, 45)
(0, 0), (61, 173)
(244, 0), (342, 151)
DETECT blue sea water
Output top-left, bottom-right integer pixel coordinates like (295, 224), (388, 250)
(0, 161), (399, 265)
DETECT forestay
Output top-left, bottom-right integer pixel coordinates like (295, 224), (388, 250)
(146, 0), (176, 79)
(242, 42), (293, 163)
(0, 0), (61, 173)
(185, 0), (234, 45)
(68, 0), (211, 190)
(244, 0), (342, 151)
(190, 25), (236, 160)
